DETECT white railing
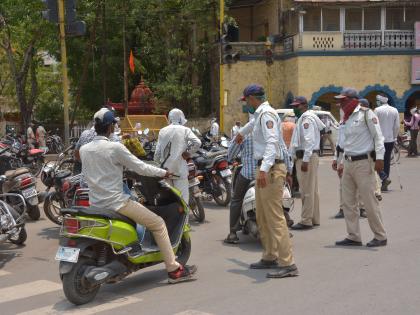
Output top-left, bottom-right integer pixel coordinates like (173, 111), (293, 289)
(384, 30), (414, 49)
(343, 31), (382, 49)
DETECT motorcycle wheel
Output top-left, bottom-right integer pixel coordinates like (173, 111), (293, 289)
(27, 205), (41, 221)
(212, 175), (231, 207)
(189, 195), (205, 223)
(8, 227), (27, 245)
(176, 234), (191, 266)
(44, 193), (64, 225)
(62, 257), (100, 305)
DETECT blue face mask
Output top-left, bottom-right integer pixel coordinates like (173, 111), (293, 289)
(247, 106), (256, 114)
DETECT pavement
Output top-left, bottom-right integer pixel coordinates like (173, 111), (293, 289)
(1, 155), (420, 315)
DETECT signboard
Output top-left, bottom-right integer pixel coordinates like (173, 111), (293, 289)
(416, 22), (420, 50)
(412, 56), (420, 85)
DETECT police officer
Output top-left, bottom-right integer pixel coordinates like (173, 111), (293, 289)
(334, 88), (387, 247)
(289, 97), (325, 230)
(236, 84), (298, 278)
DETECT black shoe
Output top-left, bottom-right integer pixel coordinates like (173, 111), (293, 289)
(267, 264), (299, 278)
(250, 259), (279, 269)
(335, 238), (362, 246)
(291, 223), (313, 230)
(224, 233), (239, 244)
(335, 209), (344, 219)
(168, 265), (197, 284)
(366, 238), (387, 247)
(313, 223), (320, 227)
(360, 208), (367, 218)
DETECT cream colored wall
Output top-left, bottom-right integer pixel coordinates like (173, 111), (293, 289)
(222, 61), (283, 130)
(296, 55), (413, 101)
(221, 54), (414, 131)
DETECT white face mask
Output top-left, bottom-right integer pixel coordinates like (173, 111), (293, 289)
(410, 108), (417, 115)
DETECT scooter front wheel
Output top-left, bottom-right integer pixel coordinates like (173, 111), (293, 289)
(62, 257), (100, 305)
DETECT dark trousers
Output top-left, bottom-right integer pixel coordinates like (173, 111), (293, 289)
(229, 173), (251, 233)
(382, 142), (394, 180)
(409, 130), (418, 156)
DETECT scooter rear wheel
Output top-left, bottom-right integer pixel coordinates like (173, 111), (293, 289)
(27, 205), (40, 221)
(62, 257), (100, 305)
(189, 195), (205, 223)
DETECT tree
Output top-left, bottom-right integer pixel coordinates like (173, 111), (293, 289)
(0, 1), (56, 130)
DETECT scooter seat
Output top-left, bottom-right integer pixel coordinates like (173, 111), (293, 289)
(5, 168), (30, 179)
(60, 207), (136, 226)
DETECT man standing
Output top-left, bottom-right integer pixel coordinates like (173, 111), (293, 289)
(27, 122), (36, 149)
(236, 84), (297, 279)
(224, 133), (256, 244)
(209, 118), (220, 141)
(374, 95), (399, 191)
(404, 107), (420, 157)
(335, 88), (387, 247)
(289, 97), (325, 230)
(281, 113), (296, 149)
(36, 123), (47, 149)
(154, 108), (201, 202)
(321, 115), (338, 156)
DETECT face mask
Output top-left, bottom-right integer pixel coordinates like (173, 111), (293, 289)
(293, 108), (302, 118)
(247, 105), (256, 114)
(376, 100), (382, 107)
(411, 108), (417, 115)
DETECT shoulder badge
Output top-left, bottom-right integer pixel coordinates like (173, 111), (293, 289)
(266, 120), (274, 129)
(303, 123), (309, 129)
(372, 117), (378, 124)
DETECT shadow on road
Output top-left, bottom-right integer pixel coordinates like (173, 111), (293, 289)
(37, 226), (61, 240)
(226, 258), (269, 284)
(0, 243), (23, 269)
(324, 245), (378, 251)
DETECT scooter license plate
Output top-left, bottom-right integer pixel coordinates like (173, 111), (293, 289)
(220, 169), (232, 178)
(55, 246), (80, 263)
(22, 188), (37, 199)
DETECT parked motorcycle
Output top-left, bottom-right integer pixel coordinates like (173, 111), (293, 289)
(397, 132), (410, 150)
(46, 129), (64, 154)
(0, 192), (27, 245)
(193, 149), (232, 206)
(0, 161), (44, 220)
(187, 159), (205, 222)
(56, 176), (192, 305)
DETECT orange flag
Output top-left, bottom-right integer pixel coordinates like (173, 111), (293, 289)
(129, 50), (135, 74)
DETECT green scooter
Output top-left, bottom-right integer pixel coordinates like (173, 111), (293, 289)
(56, 175), (191, 305)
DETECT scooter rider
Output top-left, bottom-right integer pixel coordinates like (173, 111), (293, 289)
(154, 108), (201, 202)
(80, 108), (197, 283)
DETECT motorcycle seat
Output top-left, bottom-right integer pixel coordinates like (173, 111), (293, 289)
(60, 207), (136, 226)
(5, 168), (30, 179)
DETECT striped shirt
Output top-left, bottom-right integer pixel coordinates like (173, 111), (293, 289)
(227, 136), (256, 180)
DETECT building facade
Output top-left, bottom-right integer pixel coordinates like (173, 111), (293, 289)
(221, 0), (420, 128)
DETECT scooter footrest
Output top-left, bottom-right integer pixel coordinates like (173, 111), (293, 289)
(127, 242), (142, 257)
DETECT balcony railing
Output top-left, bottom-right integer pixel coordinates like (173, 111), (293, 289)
(384, 30), (414, 49)
(343, 31), (382, 49)
(230, 42), (284, 56)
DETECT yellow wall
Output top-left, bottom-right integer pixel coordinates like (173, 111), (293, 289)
(221, 54), (416, 130)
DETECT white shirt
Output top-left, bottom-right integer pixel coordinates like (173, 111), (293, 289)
(290, 110), (324, 162)
(210, 122), (219, 137)
(342, 105), (385, 160)
(334, 124), (345, 163)
(374, 104), (400, 143)
(239, 102), (290, 173)
(80, 136), (166, 211)
(154, 124), (201, 179)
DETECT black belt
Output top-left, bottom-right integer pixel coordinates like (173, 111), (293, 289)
(345, 151), (376, 162)
(257, 159), (284, 166)
(296, 150), (320, 159)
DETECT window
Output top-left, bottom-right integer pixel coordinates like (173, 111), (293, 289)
(386, 8), (404, 30)
(284, 11), (299, 35)
(303, 7), (321, 32)
(403, 7), (420, 30)
(322, 8), (340, 31)
(345, 8), (363, 30)
(364, 7), (381, 30)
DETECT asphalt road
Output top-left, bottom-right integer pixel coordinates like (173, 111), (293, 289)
(1, 156), (420, 315)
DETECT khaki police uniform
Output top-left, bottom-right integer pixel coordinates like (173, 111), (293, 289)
(239, 101), (294, 266)
(290, 110), (323, 226)
(340, 105), (387, 242)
